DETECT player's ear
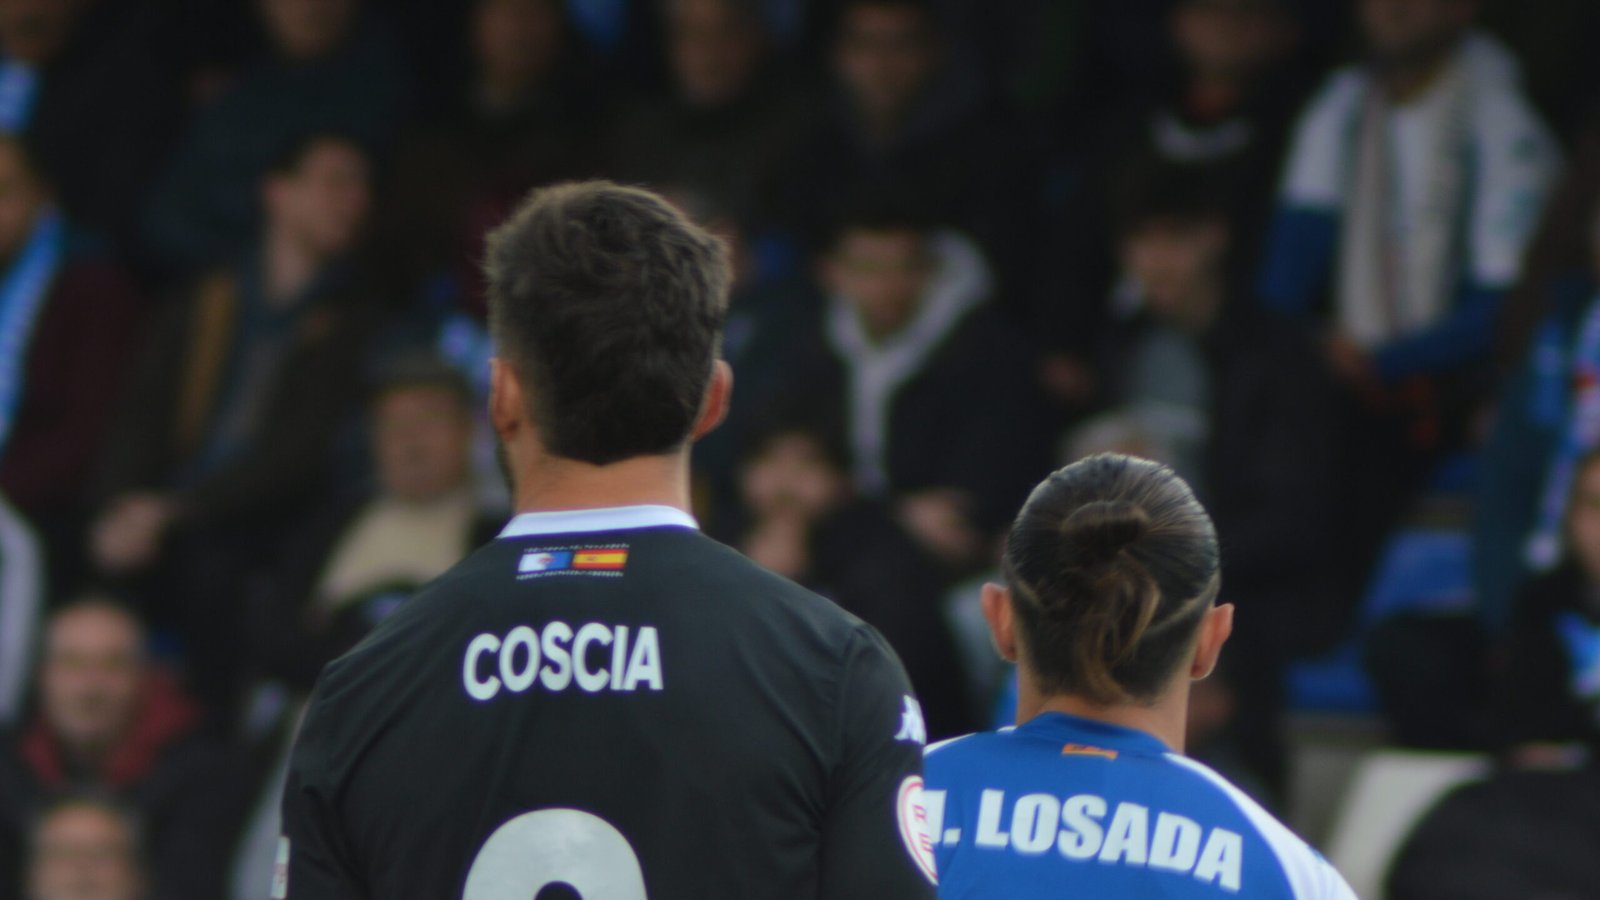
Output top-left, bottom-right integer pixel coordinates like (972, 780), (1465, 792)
(488, 357), (526, 441)
(1190, 603), (1234, 681)
(981, 582), (1017, 664)
(691, 359), (733, 442)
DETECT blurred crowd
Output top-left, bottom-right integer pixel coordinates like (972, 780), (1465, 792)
(2, 0), (1600, 896)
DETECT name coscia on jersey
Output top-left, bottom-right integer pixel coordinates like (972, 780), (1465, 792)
(462, 621), (664, 701)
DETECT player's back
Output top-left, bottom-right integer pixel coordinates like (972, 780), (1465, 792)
(279, 507), (935, 898)
(922, 712), (1356, 899)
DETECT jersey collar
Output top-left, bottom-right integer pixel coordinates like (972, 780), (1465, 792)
(497, 504), (699, 539)
(1014, 711), (1172, 758)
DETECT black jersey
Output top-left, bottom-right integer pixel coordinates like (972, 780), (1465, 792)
(276, 505), (939, 899)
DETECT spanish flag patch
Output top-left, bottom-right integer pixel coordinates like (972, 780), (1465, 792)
(573, 549), (629, 570)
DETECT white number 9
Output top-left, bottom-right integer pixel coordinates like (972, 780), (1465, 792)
(464, 809), (648, 899)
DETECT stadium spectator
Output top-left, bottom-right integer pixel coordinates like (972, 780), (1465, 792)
(734, 418), (972, 738)
(245, 358), (503, 694)
(22, 797), (146, 900)
(780, 201), (1052, 570)
(0, 0), (185, 262)
(1084, 166), (1349, 795)
(142, 0), (408, 273)
(665, 183), (822, 523)
(0, 601), (242, 900)
(1493, 448), (1600, 764)
(1261, 0), (1558, 390)
(1259, 0), (1559, 591)
(385, 0), (603, 316)
(765, 0), (1030, 288)
(223, 359), (503, 898)
(1478, 114), (1600, 625)
(0, 495), (42, 732)
(1047, 0), (1308, 377)
(0, 137), (143, 577)
(609, 0), (806, 220)
(90, 134), (376, 709)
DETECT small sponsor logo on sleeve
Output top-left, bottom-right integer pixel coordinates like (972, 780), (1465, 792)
(517, 544), (630, 580)
(897, 775), (939, 885)
(894, 695), (926, 745)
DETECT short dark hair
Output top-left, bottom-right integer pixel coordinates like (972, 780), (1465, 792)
(370, 354), (474, 410)
(1004, 454), (1221, 705)
(824, 188), (938, 254)
(1113, 161), (1232, 238)
(485, 181), (731, 465)
(836, 0), (937, 32)
(265, 131), (369, 179)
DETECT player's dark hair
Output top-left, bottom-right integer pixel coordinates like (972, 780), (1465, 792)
(485, 180), (731, 465)
(1003, 453), (1221, 706)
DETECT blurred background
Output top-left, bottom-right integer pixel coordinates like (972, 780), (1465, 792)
(1, 0), (1599, 897)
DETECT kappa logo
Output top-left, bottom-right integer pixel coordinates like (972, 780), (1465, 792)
(517, 545), (630, 579)
(895, 695), (927, 745)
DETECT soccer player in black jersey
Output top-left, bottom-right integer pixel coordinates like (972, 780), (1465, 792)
(275, 182), (939, 898)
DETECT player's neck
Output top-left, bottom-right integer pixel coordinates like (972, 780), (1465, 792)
(510, 450), (694, 517)
(1018, 674), (1190, 754)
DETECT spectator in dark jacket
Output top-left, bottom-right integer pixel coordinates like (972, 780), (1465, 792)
(609, 0), (807, 218)
(782, 201), (1053, 571)
(0, 601), (243, 900)
(733, 418), (972, 739)
(385, 0), (604, 316)
(0, 0), (186, 263)
(142, 0), (409, 272)
(1083, 166), (1350, 797)
(0, 137), (143, 579)
(90, 134), (376, 709)
(1495, 447), (1600, 765)
(765, 0), (1031, 290)
(246, 358), (504, 694)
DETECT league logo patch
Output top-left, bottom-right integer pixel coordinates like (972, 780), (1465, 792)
(897, 775), (939, 885)
(270, 836), (289, 899)
(517, 544), (630, 580)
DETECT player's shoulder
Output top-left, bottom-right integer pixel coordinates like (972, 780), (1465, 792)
(921, 727), (1024, 780)
(669, 531), (885, 638)
(1162, 754), (1355, 900)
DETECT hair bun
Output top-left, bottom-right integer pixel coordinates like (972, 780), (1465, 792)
(1059, 500), (1150, 565)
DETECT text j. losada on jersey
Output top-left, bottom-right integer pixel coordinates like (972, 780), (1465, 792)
(463, 621), (662, 700)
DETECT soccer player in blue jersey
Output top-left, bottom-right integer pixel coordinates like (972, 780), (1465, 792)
(922, 454), (1356, 898)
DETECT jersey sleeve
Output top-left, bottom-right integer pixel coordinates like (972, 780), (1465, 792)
(275, 689), (366, 898)
(816, 625), (939, 899)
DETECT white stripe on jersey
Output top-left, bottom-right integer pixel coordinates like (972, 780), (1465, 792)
(924, 726), (1015, 759)
(498, 505), (699, 539)
(1165, 754), (1358, 900)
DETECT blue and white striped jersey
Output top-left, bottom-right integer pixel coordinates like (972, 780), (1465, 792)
(922, 713), (1356, 899)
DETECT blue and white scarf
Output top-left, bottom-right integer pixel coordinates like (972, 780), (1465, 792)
(0, 208), (64, 454)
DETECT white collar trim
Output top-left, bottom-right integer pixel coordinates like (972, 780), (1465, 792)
(497, 504), (699, 539)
